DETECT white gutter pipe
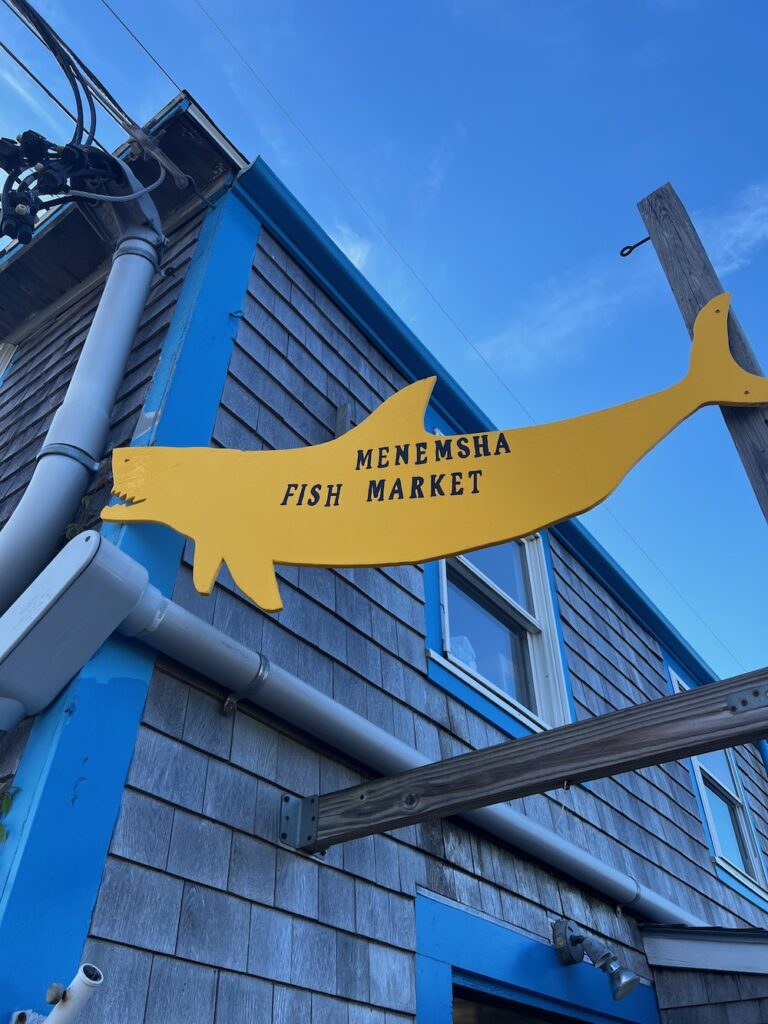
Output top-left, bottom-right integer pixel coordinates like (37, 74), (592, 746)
(0, 533), (705, 927)
(0, 226), (162, 615)
(122, 564), (706, 927)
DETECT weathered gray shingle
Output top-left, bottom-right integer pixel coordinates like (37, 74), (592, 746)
(290, 917), (337, 993)
(110, 789), (174, 871)
(216, 972), (273, 1023)
(203, 757), (257, 832)
(175, 883), (249, 970)
(248, 904), (293, 981)
(127, 728), (208, 812)
(228, 831), (277, 904)
(90, 859), (182, 953)
(144, 956), (216, 1024)
(167, 809), (231, 889)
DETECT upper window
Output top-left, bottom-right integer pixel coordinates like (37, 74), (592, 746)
(434, 534), (570, 731)
(671, 670), (766, 890)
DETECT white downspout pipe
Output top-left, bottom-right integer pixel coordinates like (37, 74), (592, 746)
(0, 226), (162, 615)
(10, 964), (103, 1024)
(45, 964), (103, 1022)
(121, 577), (706, 927)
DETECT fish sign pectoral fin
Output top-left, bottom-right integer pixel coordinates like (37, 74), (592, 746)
(192, 542), (224, 594)
(226, 556), (284, 612)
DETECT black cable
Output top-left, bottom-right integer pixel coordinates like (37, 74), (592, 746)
(0, 37), (77, 126)
(2, 0), (85, 144)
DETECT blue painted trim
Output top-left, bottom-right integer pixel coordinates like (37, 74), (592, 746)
(236, 157), (717, 698)
(0, 641), (156, 1016)
(0, 188), (261, 1017)
(415, 894), (660, 1024)
(427, 654), (534, 740)
(715, 863), (768, 913)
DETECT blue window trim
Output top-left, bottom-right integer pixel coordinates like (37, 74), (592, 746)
(0, 188), (261, 1018)
(416, 893), (660, 1024)
(419, 407), (575, 740)
(662, 656), (768, 916)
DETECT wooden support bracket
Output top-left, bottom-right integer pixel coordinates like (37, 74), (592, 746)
(284, 667), (768, 852)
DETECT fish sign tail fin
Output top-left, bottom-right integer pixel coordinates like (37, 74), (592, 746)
(688, 293), (768, 406)
(226, 557), (284, 613)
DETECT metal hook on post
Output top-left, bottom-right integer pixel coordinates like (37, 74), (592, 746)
(619, 236), (650, 258)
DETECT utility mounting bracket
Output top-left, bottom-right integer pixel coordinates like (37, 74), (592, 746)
(279, 794), (325, 856)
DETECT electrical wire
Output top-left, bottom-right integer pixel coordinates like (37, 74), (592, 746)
(97, 0), (182, 93)
(0, 38), (77, 127)
(1, 0), (87, 145)
(67, 162), (165, 201)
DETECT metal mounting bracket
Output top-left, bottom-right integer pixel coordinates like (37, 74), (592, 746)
(728, 685), (768, 714)
(279, 793), (320, 851)
(222, 654), (271, 715)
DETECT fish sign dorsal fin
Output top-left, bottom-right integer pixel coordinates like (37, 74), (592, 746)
(347, 376), (436, 443)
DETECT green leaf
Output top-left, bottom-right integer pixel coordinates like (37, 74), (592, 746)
(0, 823), (7, 843)
(1, 794), (11, 816)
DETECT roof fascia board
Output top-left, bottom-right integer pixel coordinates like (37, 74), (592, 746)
(235, 157), (718, 687)
(642, 927), (768, 973)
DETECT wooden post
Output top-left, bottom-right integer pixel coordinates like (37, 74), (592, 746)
(638, 183), (768, 521)
(288, 667), (768, 851)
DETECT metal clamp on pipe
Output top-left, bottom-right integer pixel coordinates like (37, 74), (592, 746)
(223, 654), (271, 715)
(35, 444), (101, 473)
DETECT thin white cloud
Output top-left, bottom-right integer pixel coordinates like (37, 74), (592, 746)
(0, 61), (65, 135)
(697, 183), (768, 276)
(330, 222), (373, 271)
(480, 266), (643, 376)
(481, 179), (768, 377)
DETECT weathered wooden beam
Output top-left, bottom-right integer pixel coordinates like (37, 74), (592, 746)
(638, 183), (768, 521)
(289, 667), (768, 851)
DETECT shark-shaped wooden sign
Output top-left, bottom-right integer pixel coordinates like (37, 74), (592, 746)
(102, 294), (768, 612)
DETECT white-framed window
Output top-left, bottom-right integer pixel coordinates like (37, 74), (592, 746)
(435, 535), (570, 731)
(671, 669), (767, 892)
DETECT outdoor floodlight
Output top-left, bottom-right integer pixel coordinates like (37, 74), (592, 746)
(552, 919), (641, 1002)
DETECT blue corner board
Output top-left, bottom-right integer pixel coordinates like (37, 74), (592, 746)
(0, 187), (260, 1017)
(416, 894), (660, 1024)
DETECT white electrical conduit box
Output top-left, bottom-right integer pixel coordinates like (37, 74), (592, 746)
(0, 532), (148, 731)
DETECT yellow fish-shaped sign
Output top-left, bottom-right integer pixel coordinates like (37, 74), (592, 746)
(102, 294), (768, 612)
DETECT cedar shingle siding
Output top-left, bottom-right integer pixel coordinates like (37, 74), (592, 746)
(54, 226), (768, 1020)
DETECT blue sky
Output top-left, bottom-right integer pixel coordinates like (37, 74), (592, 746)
(1, 0), (767, 677)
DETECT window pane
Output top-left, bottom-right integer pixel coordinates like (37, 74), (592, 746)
(704, 781), (752, 875)
(462, 542), (532, 612)
(698, 749), (736, 793)
(446, 576), (535, 711)
(454, 988), (583, 1022)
